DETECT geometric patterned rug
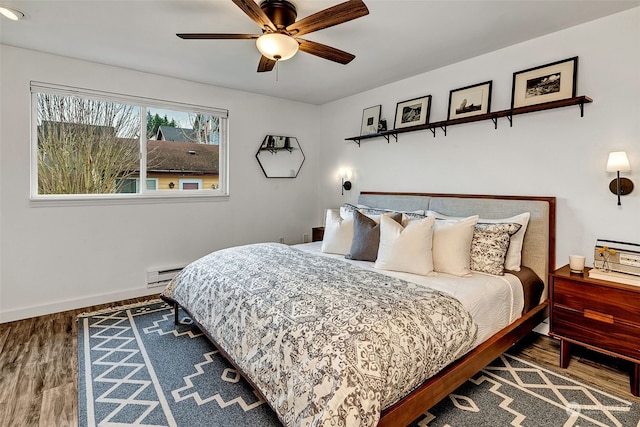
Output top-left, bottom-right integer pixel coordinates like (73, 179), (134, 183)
(77, 300), (640, 427)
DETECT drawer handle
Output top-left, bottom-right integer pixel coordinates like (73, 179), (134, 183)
(584, 309), (614, 324)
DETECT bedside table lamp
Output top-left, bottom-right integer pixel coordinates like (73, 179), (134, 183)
(606, 151), (633, 206)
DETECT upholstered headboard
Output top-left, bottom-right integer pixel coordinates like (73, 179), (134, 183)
(357, 192), (556, 299)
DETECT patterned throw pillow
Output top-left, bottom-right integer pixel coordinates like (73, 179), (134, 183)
(470, 223), (522, 275)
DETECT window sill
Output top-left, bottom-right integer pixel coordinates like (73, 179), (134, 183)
(30, 191), (229, 208)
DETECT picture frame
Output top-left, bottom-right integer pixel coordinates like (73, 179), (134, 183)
(511, 56), (578, 108)
(394, 95), (431, 129)
(447, 81), (492, 120)
(360, 105), (381, 136)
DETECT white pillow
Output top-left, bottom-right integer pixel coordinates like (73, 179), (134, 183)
(428, 210), (530, 271)
(321, 209), (354, 255)
(431, 215), (479, 277)
(375, 215), (435, 276)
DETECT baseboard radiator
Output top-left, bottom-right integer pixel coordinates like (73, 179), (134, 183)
(146, 265), (185, 288)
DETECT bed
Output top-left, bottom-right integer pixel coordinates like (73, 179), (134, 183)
(161, 192), (556, 427)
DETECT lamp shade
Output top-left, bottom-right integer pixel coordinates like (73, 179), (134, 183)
(256, 33), (299, 61)
(339, 168), (352, 180)
(606, 151), (631, 172)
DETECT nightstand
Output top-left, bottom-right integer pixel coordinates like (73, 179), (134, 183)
(549, 265), (640, 396)
(312, 226), (325, 242)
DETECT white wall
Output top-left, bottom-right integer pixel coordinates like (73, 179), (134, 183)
(317, 8), (640, 270)
(2, 8), (639, 322)
(0, 45), (320, 322)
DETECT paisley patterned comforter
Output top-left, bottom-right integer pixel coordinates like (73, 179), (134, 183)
(162, 243), (477, 427)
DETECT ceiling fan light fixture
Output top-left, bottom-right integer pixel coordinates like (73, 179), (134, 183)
(0, 5), (25, 20)
(256, 33), (299, 61)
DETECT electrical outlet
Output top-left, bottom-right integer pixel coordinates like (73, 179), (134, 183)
(303, 233), (309, 243)
(278, 237), (284, 244)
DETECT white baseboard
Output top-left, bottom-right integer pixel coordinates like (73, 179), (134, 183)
(0, 287), (161, 324)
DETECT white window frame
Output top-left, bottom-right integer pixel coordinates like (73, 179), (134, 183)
(30, 81), (229, 206)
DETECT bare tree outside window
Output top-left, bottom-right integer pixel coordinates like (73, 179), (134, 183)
(189, 113), (220, 144)
(32, 87), (226, 198)
(37, 93), (141, 194)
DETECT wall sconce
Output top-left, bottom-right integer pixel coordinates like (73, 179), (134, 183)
(339, 169), (352, 196)
(168, 182), (175, 189)
(0, 6), (25, 20)
(606, 151), (633, 205)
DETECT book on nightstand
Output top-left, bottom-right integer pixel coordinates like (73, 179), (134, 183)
(588, 268), (640, 287)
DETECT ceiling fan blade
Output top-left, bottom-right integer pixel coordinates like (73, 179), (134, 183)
(286, 0), (369, 37)
(297, 39), (355, 64)
(258, 56), (277, 72)
(232, 0), (277, 32)
(177, 33), (259, 40)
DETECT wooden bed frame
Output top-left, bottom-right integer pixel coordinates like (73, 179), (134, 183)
(360, 192), (556, 426)
(167, 191), (556, 427)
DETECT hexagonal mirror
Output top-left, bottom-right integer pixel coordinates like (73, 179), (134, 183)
(255, 135), (305, 178)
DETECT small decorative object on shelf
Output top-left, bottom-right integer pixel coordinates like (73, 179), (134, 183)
(592, 239), (640, 284)
(361, 105), (381, 136)
(596, 245), (616, 272)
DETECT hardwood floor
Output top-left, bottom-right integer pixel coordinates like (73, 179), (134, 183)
(0, 298), (638, 427)
(0, 296), (152, 427)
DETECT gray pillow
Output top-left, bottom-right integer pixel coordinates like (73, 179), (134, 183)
(346, 210), (402, 261)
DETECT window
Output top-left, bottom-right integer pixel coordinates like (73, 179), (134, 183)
(179, 178), (202, 190)
(31, 82), (228, 202)
(117, 178), (158, 193)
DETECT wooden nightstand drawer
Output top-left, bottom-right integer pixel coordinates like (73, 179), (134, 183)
(553, 277), (640, 326)
(550, 265), (640, 396)
(553, 307), (640, 360)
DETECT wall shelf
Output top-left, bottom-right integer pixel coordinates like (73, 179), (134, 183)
(258, 147), (295, 154)
(345, 96), (592, 146)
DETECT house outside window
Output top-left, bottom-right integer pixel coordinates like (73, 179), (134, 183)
(31, 82), (228, 203)
(117, 178), (158, 193)
(178, 178), (202, 190)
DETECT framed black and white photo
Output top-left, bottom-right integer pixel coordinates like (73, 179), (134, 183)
(360, 105), (381, 136)
(511, 57), (578, 108)
(394, 95), (431, 129)
(447, 81), (492, 120)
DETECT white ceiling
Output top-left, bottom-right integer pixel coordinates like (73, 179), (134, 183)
(1, 0), (638, 105)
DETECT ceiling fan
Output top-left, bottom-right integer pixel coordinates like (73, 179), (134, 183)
(177, 0), (369, 72)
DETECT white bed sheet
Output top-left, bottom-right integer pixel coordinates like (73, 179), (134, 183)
(294, 241), (524, 346)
